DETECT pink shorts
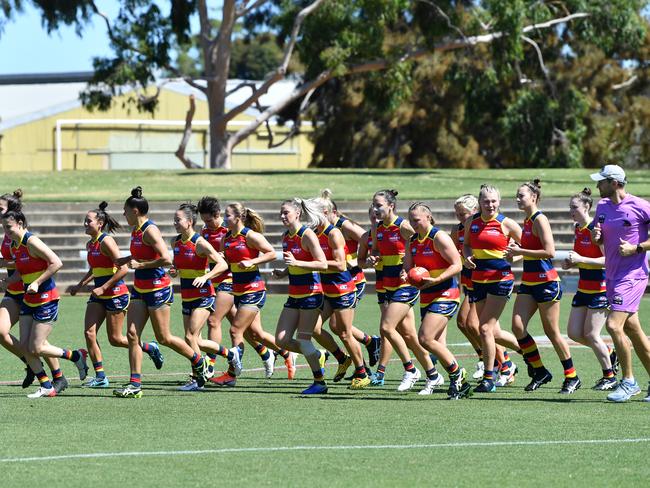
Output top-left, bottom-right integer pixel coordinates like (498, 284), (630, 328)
(606, 277), (649, 313)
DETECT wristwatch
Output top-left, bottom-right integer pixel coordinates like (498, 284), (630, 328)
(637, 245), (645, 254)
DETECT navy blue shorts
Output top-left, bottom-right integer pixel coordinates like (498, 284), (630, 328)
(20, 300), (59, 323)
(420, 300), (460, 319)
(2, 292), (23, 304)
(518, 281), (562, 303)
(376, 290), (386, 305)
(470, 280), (514, 303)
(323, 291), (357, 310)
(216, 282), (233, 293)
(572, 291), (608, 309)
(354, 282), (366, 307)
(234, 291), (266, 310)
(284, 294), (324, 310)
(384, 286), (419, 306)
(182, 296), (216, 316)
(130, 286), (174, 309)
(87, 294), (130, 313)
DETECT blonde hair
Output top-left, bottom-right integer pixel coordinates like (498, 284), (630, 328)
(309, 188), (335, 215)
(408, 202), (435, 225)
(228, 202), (265, 233)
(283, 198), (327, 230)
(479, 184), (500, 202)
(454, 194), (479, 213)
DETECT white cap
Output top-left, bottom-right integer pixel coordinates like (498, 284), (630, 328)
(590, 164), (626, 184)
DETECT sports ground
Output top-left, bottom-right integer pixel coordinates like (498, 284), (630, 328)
(2, 295), (650, 487)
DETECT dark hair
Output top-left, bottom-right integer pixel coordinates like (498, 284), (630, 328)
(520, 178), (542, 202)
(0, 188), (23, 212)
(92, 201), (121, 234)
(125, 186), (149, 215)
(197, 196), (221, 216)
(178, 202), (198, 226)
(571, 187), (593, 209)
(408, 202), (435, 225)
(2, 209), (27, 227)
(373, 189), (399, 207)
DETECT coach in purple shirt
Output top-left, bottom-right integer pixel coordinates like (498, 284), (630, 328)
(590, 164), (650, 402)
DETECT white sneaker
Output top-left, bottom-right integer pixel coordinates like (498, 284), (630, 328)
(496, 363), (518, 387)
(418, 373), (445, 395)
(27, 386), (56, 398)
(397, 368), (421, 392)
(473, 361), (485, 380)
(263, 353), (274, 379)
(178, 377), (203, 392)
(229, 347), (242, 376)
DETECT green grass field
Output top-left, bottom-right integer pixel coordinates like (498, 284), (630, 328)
(4, 168), (650, 201)
(1, 294), (650, 487)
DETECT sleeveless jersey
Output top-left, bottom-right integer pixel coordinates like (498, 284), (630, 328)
(573, 223), (606, 293)
(12, 232), (59, 306)
(130, 220), (171, 293)
(317, 225), (355, 298)
(520, 211), (559, 285)
(201, 225), (232, 285)
(282, 225), (323, 298)
(455, 222), (473, 289)
(87, 233), (129, 298)
(366, 230), (384, 294)
(173, 233), (215, 301)
(376, 216), (409, 291)
(468, 213), (514, 283)
(335, 216), (366, 286)
(410, 227), (460, 306)
(223, 227), (265, 295)
(2, 234), (24, 296)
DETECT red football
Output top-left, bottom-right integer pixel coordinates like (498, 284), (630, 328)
(407, 267), (430, 286)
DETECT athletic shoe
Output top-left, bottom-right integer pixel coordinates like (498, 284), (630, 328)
(606, 378), (641, 403)
(318, 350), (327, 370)
(74, 349), (89, 380)
(301, 382), (328, 395)
(524, 368), (553, 392)
(211, 372), (237, 387)
(27, 386), (56, 398)
(643, 382), (650, 402)
(448, 369), (472, 400)
(333, 356), (352, 382)
(263, 353), (275, 379)
(113, 383), (143, 398)
(610, 349), (619, 376)
(592, 377), (618, 391)
(366, 336), (381, 367)
(495, 364), (518, 387)
(370, 371), (385, 386)
(472, 361), (484, 380)
(229, 347), (242, 377)
(473, 378), (496, 393)
(83, 376), (109, 388)
(559, 376), (582, 394)
(52, 376), (69, 394)
(22, 366), (36, 389)
(285, 352), (297, 380)
(147, 341), (164, 370)
(349, 376), (371, 389)
(397, 368), (421, 392)
(418, 373), (444, 395)
(179, 376), (203, 392)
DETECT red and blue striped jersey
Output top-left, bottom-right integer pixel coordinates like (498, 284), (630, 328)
(468, 213), (514, 283)
(201, 225), (232, 285)
(367, 231), (383, 294)
(376, 216), (410, 291)
(2, 234), (23, 296)
(223, 227), (265, 296)
(573, 223), (606, 293)
(282, 225), (323, 298)
(87, 233), (128, 298)
(173, 233), (215, 301)
(317, 225), (355, 298)
(410, 227), (460, 306)
(455, 222), (473, 290)
(521, 211), (559, 285)
(130, 220), (171, 293)
(12, 232), (59, 306)
(334, 217), (365, 286)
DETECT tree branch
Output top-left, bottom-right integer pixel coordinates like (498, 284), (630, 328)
(612, 75), (638, 90)
(521, 35), (557, 98)
(175, 95), (203, 169)
(236, 0), (272, 18)
(417, 0), (468, 42)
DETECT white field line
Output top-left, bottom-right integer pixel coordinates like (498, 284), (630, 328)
(2, 438), (649, 464)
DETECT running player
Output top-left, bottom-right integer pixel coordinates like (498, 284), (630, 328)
(506, 179), (581, 394)
(562, 188), (617, 390)
(404, 202), (472, 399)
(2, 210), (88, 398)
(69, 202), (161, 387)
(113, 187), (210, 398)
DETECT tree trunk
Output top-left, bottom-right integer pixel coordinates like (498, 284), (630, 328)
(208, 113), (231, 169)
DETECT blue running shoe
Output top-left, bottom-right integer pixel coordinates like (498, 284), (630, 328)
(301, 382), (328, 395)
(147, 341), (164, 370)
(370, 372), (385, 386)
(607, 378), (641, 402)
(83, 376), (110, 388)
(473, 378), (496, 393)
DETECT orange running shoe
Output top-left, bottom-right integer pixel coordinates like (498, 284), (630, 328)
(285, 352), (297, 380)
(210, 372), (236, 387)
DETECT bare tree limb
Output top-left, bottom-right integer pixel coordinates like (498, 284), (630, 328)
(236, 0), (272, 18)
(417, 0), (468, 41)
(612, 75), (638, 90)
(175, 95), (203, 169)
(266, 86), (317, 149)
(521, 35), (557, 98)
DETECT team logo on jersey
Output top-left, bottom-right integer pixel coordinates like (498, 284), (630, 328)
(376, 232), (383, 240)
(173, 247), (180, 253)
(598, 214), (606, 224)
(613, 295), (623, 305)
